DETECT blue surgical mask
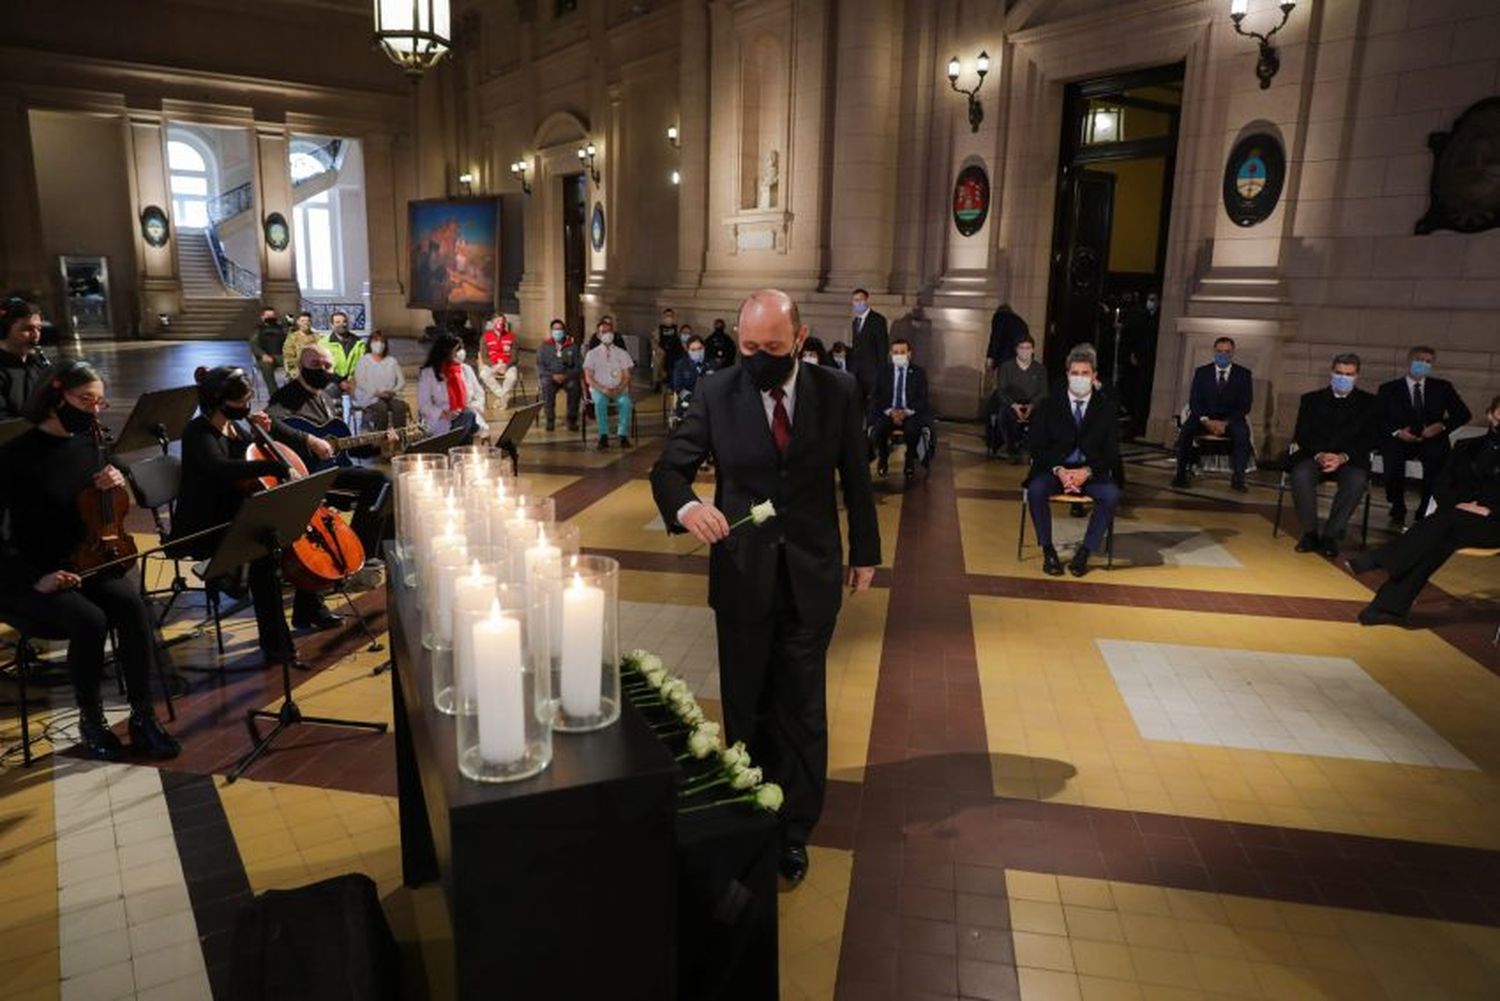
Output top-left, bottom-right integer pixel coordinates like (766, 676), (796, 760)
(1410, 359), (1432, 378)
(833, 356), (846, 370)
(1213, 351), (1232, 368)
(1330, 373), (1356, 394)
(550, 328), (565, 341)
(689, 350), (704, 363)
(852, 301), (868, 316)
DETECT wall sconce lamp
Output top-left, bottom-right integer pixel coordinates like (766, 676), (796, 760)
(670, 169), (681, 186)
(457, 171), (474, 195)
(576, 142), (600, 184)
(946, 50), (990, 133)
(666, 124), (680, 148)
(509, 160), (532, 195)
(1230, 0), (1296, 89)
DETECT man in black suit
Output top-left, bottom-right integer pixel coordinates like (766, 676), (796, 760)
(848, 288), (889, 407)
(1351, 394), (1500, 624)
(1024, 348), (1122, 578)
(1376, 345), (1471, 525)
(868, 338), (933, 480)
(650, 288), (880, 888)
(1173, 336), (1254, 492)
(1288, 353), (1382, 557)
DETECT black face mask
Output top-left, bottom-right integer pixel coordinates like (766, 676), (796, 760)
(741, 350), (796, 393)
(222, 403), (252, 421)
(57, 402), (96, 434)
(301, 367), (333, 390)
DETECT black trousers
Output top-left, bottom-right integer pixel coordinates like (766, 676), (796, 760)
(713, 553), (834, 845)
(870, 414), (932, 469)
(1379, 435), (1450, 514)
(1, 571), (155, 711)
(996, 406), (1031, 452)
(1367, 506), (1500, 615)
(1176, 413), (1251, 476)
(1290, 458), (1368, 541)
(541, 375), (581, 427)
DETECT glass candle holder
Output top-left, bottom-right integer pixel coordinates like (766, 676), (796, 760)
(539, 554), (620, 733)
(501, 500), (557, 585)
(422, 544), (472, 651)
(406, 475), (460, 587)
(521, 522), (580, 596)
(436, 549), (502, 715)
(396, 464), (452, 572)
(456, 583), (552, 783)
(417, 511), (467, 594)
(392, 454), (447, 560)
(453, 453), (509, 489)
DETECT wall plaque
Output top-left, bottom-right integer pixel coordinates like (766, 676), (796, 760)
(1222, 132), (1285, 227)
(590, 203), (606, 251)
(264, 212), (290, 252)
(1415, 97), (1500, 235)
(952, 163), (990, 237)
(140, 205), (170, 248)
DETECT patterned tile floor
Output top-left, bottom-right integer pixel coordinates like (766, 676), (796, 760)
(4, 340), (1500, 999)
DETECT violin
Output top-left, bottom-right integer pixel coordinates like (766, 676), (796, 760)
(72, 420), (138, 574)
(242, 419), (366, 592)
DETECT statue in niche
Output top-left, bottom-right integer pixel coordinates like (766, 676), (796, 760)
(756, 149), (780, 209)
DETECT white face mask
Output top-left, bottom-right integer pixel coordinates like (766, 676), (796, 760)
(600, 332), (614, 346)
(370, 341), (386, 355)
(802, 353), (820, 365)
(1068, 374), (1093, 397)
(1016, 349), (1033, 364)
(891, 354), (910, 369)
(454, 349), (467, 363)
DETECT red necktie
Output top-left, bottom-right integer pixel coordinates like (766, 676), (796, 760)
(769, 387), (792, 455)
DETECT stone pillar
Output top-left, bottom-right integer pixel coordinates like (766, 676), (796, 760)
(253, 124), (299, 313)
(363, 131), (412, 333)
(822, 0), (900, 292)
(125, 110), (182, 331)
(673, 0), (710, 290)
(0, 97), (47, 298)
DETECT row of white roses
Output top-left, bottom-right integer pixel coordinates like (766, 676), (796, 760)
(623, 650), (783, 813)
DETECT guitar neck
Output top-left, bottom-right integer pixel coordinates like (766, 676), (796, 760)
(330, 425), (417, 451)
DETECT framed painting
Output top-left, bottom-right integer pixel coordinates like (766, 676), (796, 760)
(407, 197), (501, 310)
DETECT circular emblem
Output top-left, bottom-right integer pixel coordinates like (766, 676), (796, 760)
(140, 205), (170, 248)
(264, 212), (290, 252)
(590, 203), (606, 251)
(1222, 132), (1286, 227)
(951, 163), (990, 237)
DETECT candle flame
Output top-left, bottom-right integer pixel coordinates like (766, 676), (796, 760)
(571, 571), (584, 591)
(488, 597), (503, 623)
(470, 558), (482, 578)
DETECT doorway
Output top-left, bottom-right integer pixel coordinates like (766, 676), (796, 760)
(1044, 63), (1183, 437)
(560, 173), (587, 336)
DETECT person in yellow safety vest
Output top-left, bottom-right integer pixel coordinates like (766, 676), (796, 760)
(323, 310), (367, 399)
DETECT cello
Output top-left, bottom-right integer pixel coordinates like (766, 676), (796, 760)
(241, 419), (366, 592)
(71, 420), (139, 574)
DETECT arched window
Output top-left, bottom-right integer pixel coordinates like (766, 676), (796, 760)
(167, 137), (215, 229)
(295, 189), (340, 293)
(289, 150), (325, 184)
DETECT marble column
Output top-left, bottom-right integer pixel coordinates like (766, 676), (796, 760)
(673, 0), (709, 290)
(253, 124), (299, 313)
(125, 110), (182, 329)
(363, 131), (411, 332)
(0, 97), (47, 298)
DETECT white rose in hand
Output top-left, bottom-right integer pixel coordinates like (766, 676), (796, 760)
(749, 499), (777, 525)
(754, 783), (784, 812)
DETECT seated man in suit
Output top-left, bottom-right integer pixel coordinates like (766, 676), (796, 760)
(1377, 345), (1470, 526)
(1288, 353), (1382, 557)
(1025, 348), (1121, 578)
(1172, 336), (1253, 491)
(1350, 394), (1500, 625)
(868, 338), (933, 480)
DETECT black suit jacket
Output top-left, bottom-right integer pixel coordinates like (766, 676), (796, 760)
(849, 311), (889, 382)
(1027, 391), (1121, 483)
(868, 363), (931, 423)
(1187, 363), (1253, 422)
(650, 363), (880, 625)
(1377, 376), (1470, 437)
(1292, 387), (1381, 469)
(1437, 432), (1500, 509)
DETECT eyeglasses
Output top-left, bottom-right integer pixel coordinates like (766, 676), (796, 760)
(65, 390), (109, 412)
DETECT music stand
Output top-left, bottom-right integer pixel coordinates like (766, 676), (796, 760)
(0, 418), (30, 447)
(112, 386), (200, 455)
(208, 470), (389, 782)
(406, 426), (469, 456)
(495, 402), (543, 475)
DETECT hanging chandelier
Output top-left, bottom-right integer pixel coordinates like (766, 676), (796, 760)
(373, 0), (452, 79)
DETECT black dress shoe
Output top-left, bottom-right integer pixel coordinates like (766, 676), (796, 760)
(1319, 536), (1340, 558)
(597, 435), (610, 450)
(128, 711), (181, 760)
(78, 711), (125, 761)
(292, 606), (343, 632)
(1068, 545), (1092, 578)
(1171, 472), (1190, 489)
(545, 421), (556, 432)
(1230, 475), (1248, 493)
(1389, 506), (1407, 527)
(1294, 532), (1319, 553)
(1357, 604), (1406, 627)
(904, 465), (916, 482)
(619, 437), (633, 449)
(779, 842), (810, 887)
(1345, 552), (1378, 575)
(1042, 546), (1064, 576)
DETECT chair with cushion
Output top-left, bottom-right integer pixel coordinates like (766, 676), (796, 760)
(1015, 491), (1115, 568)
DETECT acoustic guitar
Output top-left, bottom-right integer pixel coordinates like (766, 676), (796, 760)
(279, 416), (427, 472)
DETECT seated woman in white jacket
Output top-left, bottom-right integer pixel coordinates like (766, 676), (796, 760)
(416, 331), (488, 444)
(349, 330), (410, 430)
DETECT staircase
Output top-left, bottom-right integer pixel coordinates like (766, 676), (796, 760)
(172, 230), (259, 339)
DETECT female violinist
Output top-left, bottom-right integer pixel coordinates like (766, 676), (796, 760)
(171, 366), (344, 655)
(0, 361), (179, 760)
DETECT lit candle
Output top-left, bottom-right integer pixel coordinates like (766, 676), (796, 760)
(524, 528), (562, 587)
(506, 511), (537, 583)
(560, 572), (604, 718)
(473, 599), (525, 764)
(452, 561), (497, 702)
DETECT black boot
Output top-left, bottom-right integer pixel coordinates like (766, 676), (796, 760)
(1068, 545), (1093, 578)
(1042, 546), (1064, 576)
(129, 709), (181, 760)
(78, 706), (126, 761)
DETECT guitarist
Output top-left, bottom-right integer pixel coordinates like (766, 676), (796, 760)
(267, 345), (394, 585)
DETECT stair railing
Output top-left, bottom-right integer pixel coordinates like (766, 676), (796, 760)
(206, 182), (254, 225)
(205, 229), (260, 298)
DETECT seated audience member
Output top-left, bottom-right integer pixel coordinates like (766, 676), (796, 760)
(583, 318), (635, 449)
(537, 319), (583, 431)
(324, 311), (365, 406)
(417, 331), (487, 443)
(1350, 394), (1500, 625)
(829, 341), (851, 374)
(282, 311), (320, 381)
(247, 305), (286, 393)
(800, 336), (831, 368)
(703, 318), (736, 370)
(1287, 353), (1381, 557)
(868, 339), (934, 480)
(993, 333), (1047, 460)
(655, 308), (683, 393)
(1377, 345), (1470, 526)
(479, 314), (519, 411)
(670, 334), (716, 422)
(1173, 336), (1253, 492)
(0, 296), (50, 420)
(1024, 348), (1121, 578)
(350, 330), (408, 431)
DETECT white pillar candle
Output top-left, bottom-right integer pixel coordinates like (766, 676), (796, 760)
(506, 513), (537, 584)
(560, 572), (604, 718)
(474, 600), (526, 764)
(452, 562), (497, 702)
(524, 531), (562, 588)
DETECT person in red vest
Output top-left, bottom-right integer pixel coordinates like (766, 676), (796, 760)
(479, 313), (518, 411)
